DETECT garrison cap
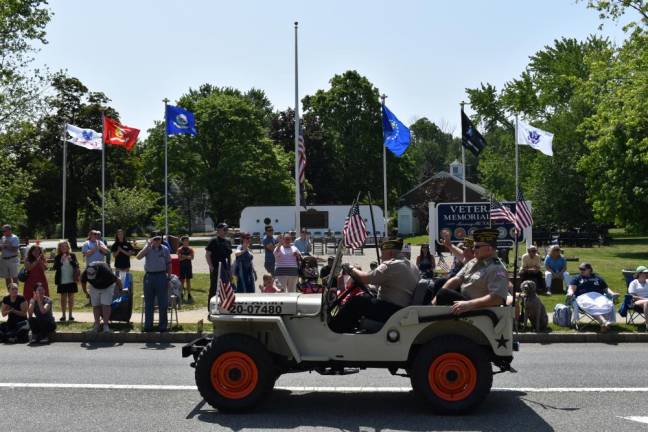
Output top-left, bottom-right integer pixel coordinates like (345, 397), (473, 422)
(462, 236), (474, 248)
(473, 228), (498, 246)
(380, 238), (403, 251)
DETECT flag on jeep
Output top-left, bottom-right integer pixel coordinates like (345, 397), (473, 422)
(218, 279), (235, 312)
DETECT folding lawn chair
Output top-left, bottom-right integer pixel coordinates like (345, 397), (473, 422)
(568, 293), (617, 331)
(621, 270), (647, 326)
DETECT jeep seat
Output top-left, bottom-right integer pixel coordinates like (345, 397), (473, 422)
(410, 279), (435, 306)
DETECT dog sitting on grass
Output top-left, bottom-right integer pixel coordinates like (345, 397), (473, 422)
(521, 280), (548, 332)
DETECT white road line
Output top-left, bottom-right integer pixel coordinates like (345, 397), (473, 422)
(1, 383), (648, 393)
(619, 416), (648, 425)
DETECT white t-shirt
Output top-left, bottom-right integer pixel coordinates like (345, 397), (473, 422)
(628, 279), (648, 298)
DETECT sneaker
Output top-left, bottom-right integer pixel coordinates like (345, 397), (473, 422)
(103, 325), (112, 333)
(601, 322), (610, 333)
(40, 337), (49, 344)
(546, 291), (552, 296)
(68, 315), (75, 322)
(85, 325), (100, 334)
(29, 334), (38, 344)
(59, 316), (66, 322)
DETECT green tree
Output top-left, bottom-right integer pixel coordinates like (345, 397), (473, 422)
(302, 70), (416, 206)
(152, 207), (186, 235)
(141, 85), (293, 224)
(0, 0), (51, 126)
(577, 30), (648, 231)
(90, 186), (160, 235)
(409, 118), (462, 181)
(582, 0), (648, 30)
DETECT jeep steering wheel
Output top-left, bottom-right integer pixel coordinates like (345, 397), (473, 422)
(328, 267), (374, 310)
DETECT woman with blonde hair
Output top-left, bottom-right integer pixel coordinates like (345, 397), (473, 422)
(52, 240), (80, 322)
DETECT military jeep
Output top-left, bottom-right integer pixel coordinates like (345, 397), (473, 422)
(183, 248), (516, 414)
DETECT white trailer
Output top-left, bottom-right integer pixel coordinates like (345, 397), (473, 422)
(239, 205), (385, 235)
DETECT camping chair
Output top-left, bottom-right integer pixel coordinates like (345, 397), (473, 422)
(568, 293), (618, 331)
(620, 271), (647, 326)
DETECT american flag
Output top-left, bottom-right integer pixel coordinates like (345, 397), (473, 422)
(515, 190), (533, 231)
(490, 196), (516, 227)
(297, 128), (306, 186)
(218, 278), (235, 312)
(343, 202), (367, 249)
(437, 254), (450, 273)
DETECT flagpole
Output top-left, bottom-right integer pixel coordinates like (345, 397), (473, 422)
(367, 191), (381, 264)
(513, 113), (520, 329)
(381, 94), (388, 235)
(293, 21), (301, 235)
(60, 124), (67, 240)
(101, 113), (105, 239)
(163, 98), (169, 238)
(460, 101), (466, 203)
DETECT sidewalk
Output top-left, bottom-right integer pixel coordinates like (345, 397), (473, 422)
(70, 308), (208, 324)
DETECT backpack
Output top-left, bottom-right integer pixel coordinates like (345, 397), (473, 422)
(552, 303), (572, 327)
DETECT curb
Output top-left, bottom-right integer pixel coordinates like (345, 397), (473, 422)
(48, 331), (648, 344)
(53, 332), (201, 343)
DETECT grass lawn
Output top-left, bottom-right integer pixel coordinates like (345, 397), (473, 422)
(40, 270), (211, 314)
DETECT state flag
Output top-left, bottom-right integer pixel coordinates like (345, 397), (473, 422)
(382, 104), (411, 157)
(165, 105), (197, 136)
(103, 116), (139, 151)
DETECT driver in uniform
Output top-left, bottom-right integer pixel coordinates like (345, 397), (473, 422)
(432, 228), (509, 315)
(328, 239), (419, 333)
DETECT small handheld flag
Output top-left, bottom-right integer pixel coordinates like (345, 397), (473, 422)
(65, 124), (102, 151)
(165, 105), (197, 136)
(103, 116), (140, 152)
(382, 104), (411, 157)
(516, 120), (553, 156)
(461, 111), (487, 157)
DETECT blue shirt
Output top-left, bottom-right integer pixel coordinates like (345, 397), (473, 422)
(294, 237), (311, 255)
(544, 255), (566, 273)
(262, 235), (277, 264)
(141, 244), (171, 273)
(82, 240), (107, 266)
(570, 274), (608, 297)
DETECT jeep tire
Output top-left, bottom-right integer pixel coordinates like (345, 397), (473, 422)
(410, 336), (492, 414)
(195, 333), (275, 412)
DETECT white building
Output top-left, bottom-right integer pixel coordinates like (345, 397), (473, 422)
(240, 205), (385, 235)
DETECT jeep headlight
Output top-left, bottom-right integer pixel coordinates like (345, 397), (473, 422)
(209, 296), (219, 315)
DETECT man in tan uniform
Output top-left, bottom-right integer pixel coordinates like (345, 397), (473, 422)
(328, 239), (420, 333)
(432, 228), (509, 315)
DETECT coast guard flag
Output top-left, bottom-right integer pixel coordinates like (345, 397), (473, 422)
(65, 124), (102, 150)
(166, 105), (197, 136)
(516, 120), (553, 156)
(382, 104), (411, 157)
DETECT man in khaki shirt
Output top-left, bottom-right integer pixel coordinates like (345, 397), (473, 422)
(328, 239), (419, 333)
(433, 228), (509, 315)
(519, 245), (545, 292)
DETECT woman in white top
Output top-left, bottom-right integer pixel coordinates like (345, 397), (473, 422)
(273, 233), (301, 292)
(628, 266), (648, 326)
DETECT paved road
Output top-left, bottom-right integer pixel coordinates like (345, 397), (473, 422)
(2, 343), (648, 431)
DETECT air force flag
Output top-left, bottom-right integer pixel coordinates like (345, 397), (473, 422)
(516, 120), (553, 156)
(165, 105), (197, 136)
(382, 104), (411, 157)
(65, 124), (102, 150)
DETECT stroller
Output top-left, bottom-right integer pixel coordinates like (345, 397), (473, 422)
(298, 256), (324, 294)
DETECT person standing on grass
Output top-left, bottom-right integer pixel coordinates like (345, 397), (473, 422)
(206, 223), (232, 309)
(262, 225), (277, 276)
(82, 230), (108, 267)
(28, 283), (56, 344)
(52, 240), (80, 322)
(81, 261), (122, 333)
(1, 224), (20, 289)
(137, 235), (171, 332)
(177, 236), (194, 303)
(23, 244), (49, 302)
(111, 229), (135, 273)
(274, 233), (301, 292)
(234, 233), (256, 293)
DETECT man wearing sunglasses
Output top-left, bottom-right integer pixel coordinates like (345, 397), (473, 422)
(432, 228), (509, 315)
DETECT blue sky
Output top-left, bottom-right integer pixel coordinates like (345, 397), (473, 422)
(37, 0), (627, 137)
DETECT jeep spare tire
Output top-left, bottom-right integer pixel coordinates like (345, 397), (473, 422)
(411, 336), (492, 414)
(195, 333), (276, 412)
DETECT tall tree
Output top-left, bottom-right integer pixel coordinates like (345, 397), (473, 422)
(408, 118), (462, 181)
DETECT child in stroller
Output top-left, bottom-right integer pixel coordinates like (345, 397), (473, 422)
(298, 255), (323, 294)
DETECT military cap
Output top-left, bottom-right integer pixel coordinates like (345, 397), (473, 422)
(473, 228), (498, 246)
(462, 236), (474, 248)
(380, 238), (403, 250)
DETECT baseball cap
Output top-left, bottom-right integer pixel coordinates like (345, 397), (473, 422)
(578, 262), (593, 270)
(2, 224), (11, 231)
(217, 223), (229, 230)
(635, 265), (648, 274)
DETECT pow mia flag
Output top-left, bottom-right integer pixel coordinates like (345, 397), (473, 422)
(461, 111), (487, 157)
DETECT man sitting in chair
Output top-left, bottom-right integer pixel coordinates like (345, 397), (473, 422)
(328, 239), (419, 333)
(567, 262), (618, 332)
(432, 228), (509, 315)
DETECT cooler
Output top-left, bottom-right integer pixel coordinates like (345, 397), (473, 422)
(171, 254), (180, 277)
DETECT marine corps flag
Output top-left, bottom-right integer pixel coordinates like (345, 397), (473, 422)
(103, 116), (140, 151)
(461, 111), (487, 157)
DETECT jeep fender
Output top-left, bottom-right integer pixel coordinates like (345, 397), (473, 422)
(408, 320), (492, 363)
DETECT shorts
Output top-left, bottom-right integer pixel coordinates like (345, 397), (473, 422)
(57, 282), (78, 294)
(179, 261), (192, 280)
(89, 284), (114, 307)
(0, 256), (19, 278)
